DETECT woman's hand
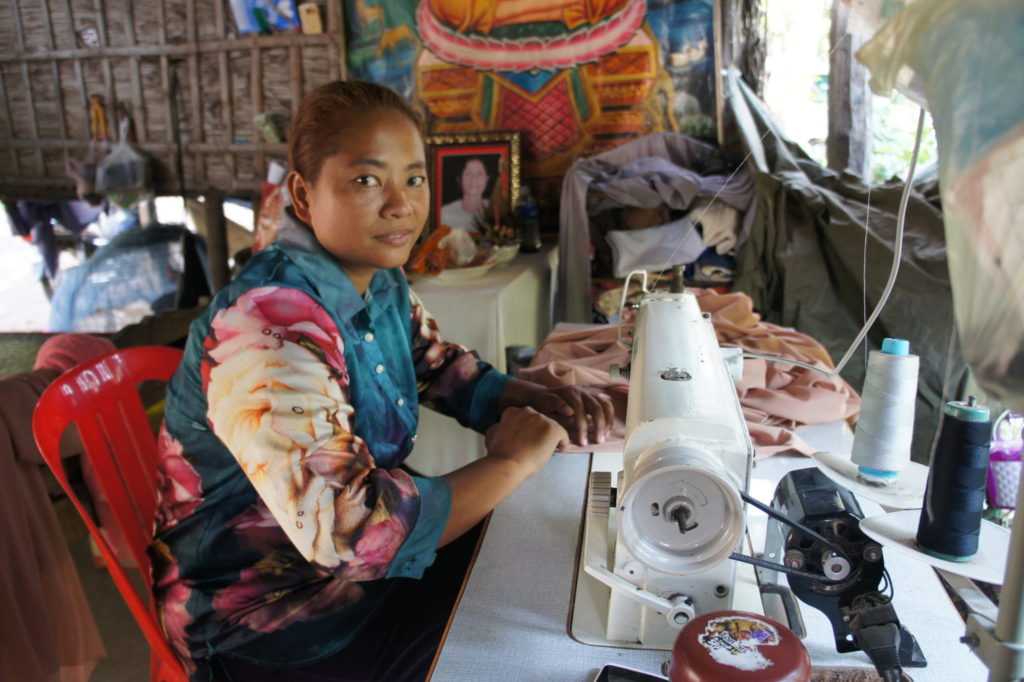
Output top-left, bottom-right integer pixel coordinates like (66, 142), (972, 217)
(441, 407), (568, 546)
(499, 379), (615, 447)
(485, 406), (569, 478)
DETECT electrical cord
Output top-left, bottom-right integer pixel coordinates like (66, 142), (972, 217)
(881, 566), (894, 600)
(845, 591), (904, 682)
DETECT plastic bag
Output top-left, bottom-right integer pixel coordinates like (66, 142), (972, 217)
(858, 0), (1024, 411)
(988, 411), (1023, 510)
(65, 139), (108, 205)
(96, 118), (149, 194)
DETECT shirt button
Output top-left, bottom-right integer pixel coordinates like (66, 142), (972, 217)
(396, 398), (405, 407)
(364, 332), (374, 342)
(375, 364), (385, 374)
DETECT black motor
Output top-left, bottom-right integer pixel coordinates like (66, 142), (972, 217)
(765, 467), (925, 680)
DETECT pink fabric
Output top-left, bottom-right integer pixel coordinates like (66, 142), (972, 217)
(0, 369), (106, 681)
(33, 333), (116, 373)
(520, 289), (860, 458)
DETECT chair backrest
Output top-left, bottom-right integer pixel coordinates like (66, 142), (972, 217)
(33, 345), (188, 682)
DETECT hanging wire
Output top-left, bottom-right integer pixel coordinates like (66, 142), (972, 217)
(863, 182), (874, 371)
(742, 107), (928, 379)
(638, 30), (929, 382)
(827, 108), (926, 378)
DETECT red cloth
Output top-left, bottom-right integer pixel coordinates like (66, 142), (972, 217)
(520, 289), (860, 458)
(34, 333), (116, 373)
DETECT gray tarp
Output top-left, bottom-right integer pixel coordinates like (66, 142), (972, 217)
(725, 70), (966, 464)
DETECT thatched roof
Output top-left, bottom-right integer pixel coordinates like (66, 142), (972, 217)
(0, 0), (343, 199)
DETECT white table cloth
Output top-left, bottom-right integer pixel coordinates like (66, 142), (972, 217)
(428, 422), (988, 681)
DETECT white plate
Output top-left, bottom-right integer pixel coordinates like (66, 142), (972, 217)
(812, 450), (928, 510)
(430, 262), (495, 283)
(859, 509), (1010, 584)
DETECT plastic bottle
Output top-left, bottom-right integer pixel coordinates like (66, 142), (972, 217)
(517, 186), (542, 253)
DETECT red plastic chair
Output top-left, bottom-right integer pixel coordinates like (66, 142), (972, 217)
(32, 346), (189, 682)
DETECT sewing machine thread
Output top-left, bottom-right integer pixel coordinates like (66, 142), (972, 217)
(850, 338), (919, 485)
(916, 397), (991, 561)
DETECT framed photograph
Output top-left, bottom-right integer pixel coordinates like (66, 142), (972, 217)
(426, 131), (521, 233)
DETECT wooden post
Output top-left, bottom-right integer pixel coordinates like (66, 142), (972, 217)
(214, 0), (236, 180)
(828, 0), (872, 178)
(205, 192), (230, 291)
(186, 0), (206, 186)
(187, 193), (231, 291)
(327, 0), (345, 81)
(720, 0), (766, 96)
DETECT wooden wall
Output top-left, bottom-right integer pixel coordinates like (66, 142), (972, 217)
(0, 0), (344, 200)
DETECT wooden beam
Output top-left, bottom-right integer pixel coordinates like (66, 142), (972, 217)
(186, 0), (205, 185)
(214, 0), (235, 179)
(158, 0), (172, 147)
(0, 174), (262, 198)
(0, 34), (336, 63)
(827, 0), (871, 178)
(60, 0), (90, 121)
(120, 0), (147, 144)
(12, 0), (45, 172)
(251, 44), (265, 175)
(0, 69), (21, 175)
(94, 0), (118, 130)
(38, 0), (69, 146)
(191, 192), (231, 291)
(0, 137), (287, 154)
(11, 0), (25, 52)
(327, 0), (344, 81)
(290, 44), (303, 116)
(719, 0), (766, 96)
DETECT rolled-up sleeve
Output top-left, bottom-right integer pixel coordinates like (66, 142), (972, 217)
(202, 286), (450, 581)
(409, 289), (511, 433)
(387, 475), (451, 578)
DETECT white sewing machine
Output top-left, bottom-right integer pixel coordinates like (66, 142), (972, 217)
(576, 271), (756, 649)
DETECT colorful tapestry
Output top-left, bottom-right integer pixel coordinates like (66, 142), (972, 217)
(344, 0), (719, 195)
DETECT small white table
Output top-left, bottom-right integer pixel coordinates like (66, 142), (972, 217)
(428, 423), (988, 681)
(405, 245), (558, 477)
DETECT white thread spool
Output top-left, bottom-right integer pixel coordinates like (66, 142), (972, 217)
(850, 338), (919, 485)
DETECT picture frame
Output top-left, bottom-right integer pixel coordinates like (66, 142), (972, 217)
(426, 131), (521, 234)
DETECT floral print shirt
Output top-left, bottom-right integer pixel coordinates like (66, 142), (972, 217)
(151, 220), (510, 679)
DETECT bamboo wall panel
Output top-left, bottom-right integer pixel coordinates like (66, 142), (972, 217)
(0, 0), (344, 200)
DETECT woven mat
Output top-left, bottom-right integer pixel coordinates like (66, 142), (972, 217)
(812, 668), (913, 681)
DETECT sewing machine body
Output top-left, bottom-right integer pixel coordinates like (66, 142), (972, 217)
(579, 285), (755, 649)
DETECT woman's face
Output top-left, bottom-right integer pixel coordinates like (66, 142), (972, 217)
(291, 108), (429, 293)
(459, 159), (489, 200)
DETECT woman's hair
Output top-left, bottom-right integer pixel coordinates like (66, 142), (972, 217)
(288, 80), (423, 184)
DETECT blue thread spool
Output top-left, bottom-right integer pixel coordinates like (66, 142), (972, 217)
(915, 396), (992, 562)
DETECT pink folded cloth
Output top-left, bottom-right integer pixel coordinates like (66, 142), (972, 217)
(521, 289), (861, 458)
(34, 333), (116, 373)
